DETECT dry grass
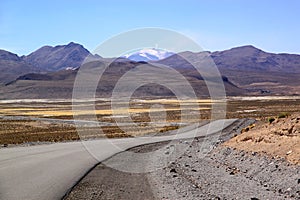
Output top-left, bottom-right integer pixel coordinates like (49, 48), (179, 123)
(2, 97), (300, 146)
(0, 119), (79, 145)
(0, 106), (210, 117)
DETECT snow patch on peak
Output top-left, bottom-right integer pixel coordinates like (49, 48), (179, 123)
(123, 48), (174, 62)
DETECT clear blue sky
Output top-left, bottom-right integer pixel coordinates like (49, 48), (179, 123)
(1, 0), (300, 56)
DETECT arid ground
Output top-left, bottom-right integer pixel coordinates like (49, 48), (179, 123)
(65, 118), (300, 200)
(1, 97), (300, 146)
(1, 97), (300, 199)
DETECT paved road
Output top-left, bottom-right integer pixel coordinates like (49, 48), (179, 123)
(0, 119), (236, 200)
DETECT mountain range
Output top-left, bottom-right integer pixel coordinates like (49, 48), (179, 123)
(0, 42), (300, 99)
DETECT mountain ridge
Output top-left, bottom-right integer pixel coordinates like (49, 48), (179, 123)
(22, 42), (95, 71)
(0, 49), (40, 84)
(1, 43), (300, 98)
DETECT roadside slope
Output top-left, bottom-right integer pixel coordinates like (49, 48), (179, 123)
(66, 118), (300, 199)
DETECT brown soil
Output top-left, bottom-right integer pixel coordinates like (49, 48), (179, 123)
(224, 113), (300, 165)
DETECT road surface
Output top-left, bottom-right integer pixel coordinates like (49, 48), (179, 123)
(0, 119), (236, 200)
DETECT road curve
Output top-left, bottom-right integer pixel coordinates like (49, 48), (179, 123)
(0, 119), (236, 200)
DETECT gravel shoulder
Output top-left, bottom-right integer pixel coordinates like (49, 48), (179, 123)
(65, 119), (300, 200)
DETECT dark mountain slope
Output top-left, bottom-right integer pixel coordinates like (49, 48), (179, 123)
(1, 44), (300, 98)
(0, 50), (40, 85)
(157, 46), (300, 95)
(211, 45), (300, 72)
(160, 45), (300, 73)
(1, 60), (245, 99)
(22, 42), (96, 71)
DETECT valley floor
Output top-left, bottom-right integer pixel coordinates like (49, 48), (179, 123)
(2, 97), (300, 146)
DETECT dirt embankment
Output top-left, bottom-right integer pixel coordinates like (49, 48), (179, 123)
(225, 113), (300, 165)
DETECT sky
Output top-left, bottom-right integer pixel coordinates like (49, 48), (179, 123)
(1, 0), (300, 56)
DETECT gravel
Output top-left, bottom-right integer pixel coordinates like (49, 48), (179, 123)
(65, 119), (300, 200)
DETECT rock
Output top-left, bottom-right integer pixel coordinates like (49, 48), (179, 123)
(298, 179), (300, 184)
(288, 126), (294, 134)
(170, 168), (177, 173)
(286, 150), (292, 155)
(268, 162), (274, 165)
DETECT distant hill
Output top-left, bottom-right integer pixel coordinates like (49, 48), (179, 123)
(0, 50), (40, 85)
(22, 42), (98, 71)
(0, 42), (101, 85)
(1, 43), (300, 99)
(159, 45), (300, 73)
(158, 46), (300, 95)
(1, 60), (244, 99)
(211, 45), (300, 73)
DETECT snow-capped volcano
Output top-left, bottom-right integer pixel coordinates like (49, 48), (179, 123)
(123, 48), (174, 62)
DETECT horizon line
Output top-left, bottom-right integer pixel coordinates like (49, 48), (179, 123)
(2, 42), (300, 57)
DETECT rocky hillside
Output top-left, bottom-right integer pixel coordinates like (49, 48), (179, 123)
(0, 50), (40, 84)
(22, 42), (98, 71)
(158, 46), (300, 95)
(1, 43), (300, 97)
(225, 113), (300, 165)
